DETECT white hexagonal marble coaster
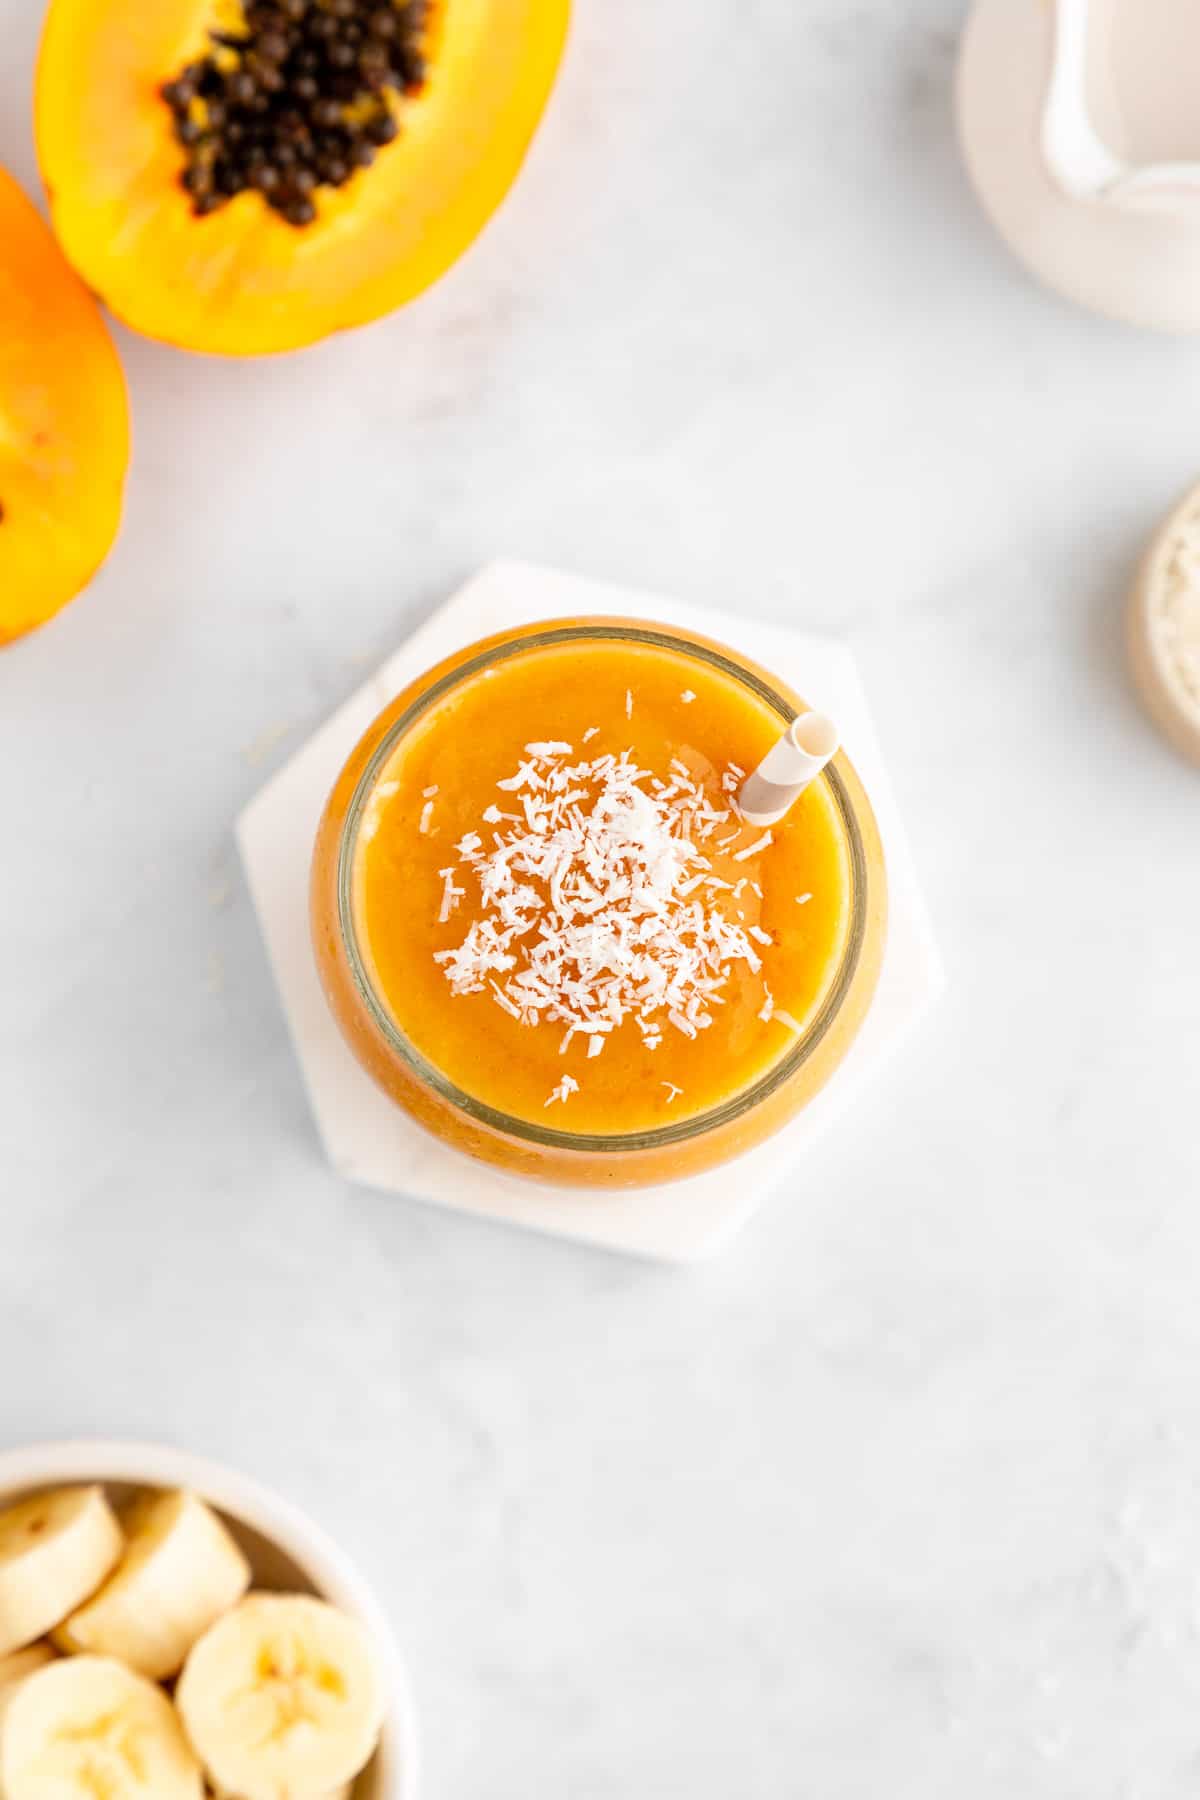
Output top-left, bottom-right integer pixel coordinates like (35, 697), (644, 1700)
(237, 562), (944, 1262)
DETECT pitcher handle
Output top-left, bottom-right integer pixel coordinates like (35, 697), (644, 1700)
(1041, 0), (1200, 207)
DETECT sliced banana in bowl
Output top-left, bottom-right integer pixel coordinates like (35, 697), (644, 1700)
(53, 1488), (252, 1680)
(0, 1655), (204, 1799)
(0, 1486), (123, 1658)
(178, 1594), (385, 1800)
(215, 1788), (352, 1800)
(0, 1443), (417, 1800)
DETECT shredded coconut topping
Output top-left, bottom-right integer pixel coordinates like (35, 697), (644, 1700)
(545, 1074), (579, 1107)
(437, 866), (465, 924)
(434, 743), (772, 1057)
(733, 830), (773, 863)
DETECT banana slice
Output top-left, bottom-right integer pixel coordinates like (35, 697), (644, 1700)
(0, 1654), (203, 1798)
(177, 1593), (384, 1800)
(0, 1486), (123, 1656)
(0, 1643), (57, 1743)
(0, 1644), (55, 1696)
(54, 1489), (252, 1679)
(214, 1788), (351, 1799)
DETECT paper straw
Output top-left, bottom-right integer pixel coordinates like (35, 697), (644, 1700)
(737, 713), (839, 826)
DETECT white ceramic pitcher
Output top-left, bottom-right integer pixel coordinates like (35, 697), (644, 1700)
(958, 0), (1200, 329)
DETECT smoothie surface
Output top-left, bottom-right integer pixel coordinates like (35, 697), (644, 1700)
(352, 636), (852, 1132)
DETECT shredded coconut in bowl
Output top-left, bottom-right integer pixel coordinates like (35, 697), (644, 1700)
(433, 741), (773, 1075)
(1152, 507), (1200, 712)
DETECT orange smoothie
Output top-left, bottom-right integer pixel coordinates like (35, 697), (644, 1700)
(355, 641), (846, 1131)
(311, 620), (886, 1186)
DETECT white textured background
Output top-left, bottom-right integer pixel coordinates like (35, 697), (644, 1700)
(4, 3), (1200, 1795)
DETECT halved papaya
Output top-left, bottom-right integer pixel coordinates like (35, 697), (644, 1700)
(0, 166), (129, 647)
(35, 0), (569, 357)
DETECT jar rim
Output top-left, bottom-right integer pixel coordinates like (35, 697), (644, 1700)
(335, 621), (871, 1153)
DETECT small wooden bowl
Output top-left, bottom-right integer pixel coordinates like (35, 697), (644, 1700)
(1128, 481), (1200, 767)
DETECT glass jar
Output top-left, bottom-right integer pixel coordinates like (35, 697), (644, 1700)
(311, 618), (887, 1187)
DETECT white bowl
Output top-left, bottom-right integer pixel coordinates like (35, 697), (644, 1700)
(0, 1440), (419, 1800)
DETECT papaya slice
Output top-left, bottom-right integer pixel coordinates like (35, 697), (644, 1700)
(35, 0), (569, 356)
(0, 166), (129, 647)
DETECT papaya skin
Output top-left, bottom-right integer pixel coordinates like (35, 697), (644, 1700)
(0, 166), (130, 647)
(34, 0), (569, 357)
